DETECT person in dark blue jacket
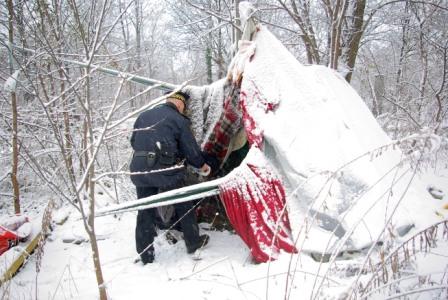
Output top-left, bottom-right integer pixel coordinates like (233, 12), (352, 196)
(130, 91), (211, 264)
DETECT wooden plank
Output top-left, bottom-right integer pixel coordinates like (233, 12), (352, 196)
(0, 231), (42, 284)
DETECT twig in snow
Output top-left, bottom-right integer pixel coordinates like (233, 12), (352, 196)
(177, 256), (229, 281)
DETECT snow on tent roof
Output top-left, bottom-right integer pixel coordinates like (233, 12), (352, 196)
(188, 24), (439, 254)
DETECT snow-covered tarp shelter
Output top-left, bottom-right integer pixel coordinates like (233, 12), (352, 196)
(180, 16), (443, 262)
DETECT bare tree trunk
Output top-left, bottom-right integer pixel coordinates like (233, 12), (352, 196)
(134, 0), (143, 107)
(373, 74), (385, 116)
(342, 0), (366, 82)
(206, 2), (213, 84)
(60, 67), (76, 179)
(396, 2), (410, 86)
(82, 118), (89, 190)
(216, 0), (225, 78)
(135, 0), (142, 72)
(413, 6), (428, 121)
(434, 44), (447, 133)
(234, 0), (242, 48)
(10, 89), (20, 214)
(7, 0), (21, 214)
(118, 0), (133, 110)
(277, 0), (320, 64)
(84, 69), (107, 300)
(328, 0), (349, 70)
(206, 47), (213, 84)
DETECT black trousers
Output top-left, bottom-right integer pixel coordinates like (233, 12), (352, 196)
(135, 186), (201, 262)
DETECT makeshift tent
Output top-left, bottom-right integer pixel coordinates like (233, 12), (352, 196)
(184, 13), (435, 258)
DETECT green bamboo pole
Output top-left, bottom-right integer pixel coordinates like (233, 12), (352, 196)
(96, 177), (224, 217)
(7, 43), (177, 91)
(62, 57), (176, 91)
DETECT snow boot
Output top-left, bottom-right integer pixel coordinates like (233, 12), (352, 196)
(186, 234), (209, 254)
(140, 247), (155, 264)
(141, 255), (154, 264)
(165, 230), (183, 245)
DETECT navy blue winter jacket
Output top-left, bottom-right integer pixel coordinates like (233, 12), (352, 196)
(129, 102), (205, 187)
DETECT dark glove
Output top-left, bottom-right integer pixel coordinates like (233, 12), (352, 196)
(201, 151), (220, 175)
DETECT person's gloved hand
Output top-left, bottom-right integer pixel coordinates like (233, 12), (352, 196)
(198, 163), (211, 177)
(201, 152), (220, 175)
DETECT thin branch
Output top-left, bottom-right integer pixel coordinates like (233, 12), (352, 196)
(184, 0), (241, 31)
(385, 285), (448, 300)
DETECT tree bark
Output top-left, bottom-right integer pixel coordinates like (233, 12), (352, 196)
(234, 0), (242, 47)
(278, 0), (320, 64)
(7, 0), (21, 214)
(343, 0), (366, 82)
(61, 68), (75, 180)
(85, 69), (108, 300)
(329, 0), (349, 70)
(206, 2), (213, 84)
(413, 6), (428, 121)
(434, 44), (447, 132)
(134, 0), (142, 108)
(373, 74), (385, 116)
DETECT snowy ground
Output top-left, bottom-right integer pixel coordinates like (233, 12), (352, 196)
(1, 166), (447, 300)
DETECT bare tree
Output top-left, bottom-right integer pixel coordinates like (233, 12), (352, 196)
(274, 0), (367, 81)
(276, 0), (321, 64)
(340, 0), (366, 82)
(356, 0), (447, 136)
(172, 0), (236, 83)
(6, 0), (20, 214)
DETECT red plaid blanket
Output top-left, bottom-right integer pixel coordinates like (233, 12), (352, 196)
(202, 85), (242, 162)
